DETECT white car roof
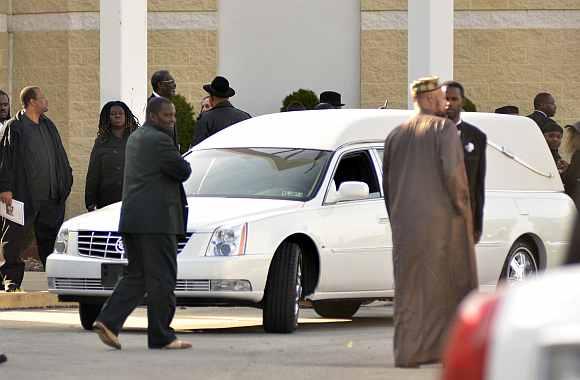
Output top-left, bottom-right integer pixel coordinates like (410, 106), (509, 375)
(192, 109), (563, 192)
(194, 109), (411, 151)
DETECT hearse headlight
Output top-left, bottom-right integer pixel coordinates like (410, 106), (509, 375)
(206, 223), (247, 257)
(54, 226), (69, 254)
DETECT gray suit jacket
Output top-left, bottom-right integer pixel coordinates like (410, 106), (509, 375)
(118, 123), (191, 234)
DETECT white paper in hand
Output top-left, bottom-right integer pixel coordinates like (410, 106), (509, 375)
(0, 199), (24, 226)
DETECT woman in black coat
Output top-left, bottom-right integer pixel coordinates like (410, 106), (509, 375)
(85, 101), (139, 211)
(562, 121), (580, 209)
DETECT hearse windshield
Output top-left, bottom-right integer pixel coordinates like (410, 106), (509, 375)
(183, 148), (332, 201)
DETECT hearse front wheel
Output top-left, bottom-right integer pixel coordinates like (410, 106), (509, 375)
(79, 302), (102, 330)
(263, 242), (302, 333)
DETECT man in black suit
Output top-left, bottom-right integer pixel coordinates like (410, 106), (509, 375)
(443, 81), (487, 243)
(190, 76), (251, 147)
(93, 97), (192, 350)
(527, 92), (557, 132)
(148, 70), (178, 146)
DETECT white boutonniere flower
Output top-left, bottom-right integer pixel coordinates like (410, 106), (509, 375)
(465, 142), (475, 153)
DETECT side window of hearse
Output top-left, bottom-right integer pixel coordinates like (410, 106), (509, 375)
(375, 149), (384, 166)
(333, 151), (381, 199)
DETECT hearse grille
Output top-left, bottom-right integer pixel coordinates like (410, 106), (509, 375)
(77, 231), (192, 260)
(53, 277), (210, 292)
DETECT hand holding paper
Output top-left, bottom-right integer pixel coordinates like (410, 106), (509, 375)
(0, 198), (23, 226)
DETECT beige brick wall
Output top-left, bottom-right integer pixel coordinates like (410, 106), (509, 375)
(361, 27), (580, 127)
(67, 31), (99, 214)
(0, 33), (8, 92)
(361, 0), (580, 10)
(149, 0), (217, 12)
(454, 29), (580, 127)
(12, 0), (98, 14)
(11, 0), (216, 14)
(361, 30), (408, 110)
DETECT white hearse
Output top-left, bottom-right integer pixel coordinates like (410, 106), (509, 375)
(46, 109), (576, 333)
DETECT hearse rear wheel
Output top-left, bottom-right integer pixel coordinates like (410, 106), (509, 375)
(500, 241), (538, 284)
(263, 242), (302, 333)
(313, 300), (361, 319)
(79, 302), (102, 330)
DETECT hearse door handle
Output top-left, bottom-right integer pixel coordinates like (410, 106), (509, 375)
(377, 217), (389, 224)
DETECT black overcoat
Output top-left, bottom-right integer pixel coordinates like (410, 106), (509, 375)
(458, 121), (487, 240)
(118, 123), (191, 235)
(0, 111), (73, 221)
(85, 135), (128, 210)
(190, 100), (251, 147)
(526, 110), (549, 132)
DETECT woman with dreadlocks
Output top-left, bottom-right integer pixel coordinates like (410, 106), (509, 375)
(85, 101), (139, 211)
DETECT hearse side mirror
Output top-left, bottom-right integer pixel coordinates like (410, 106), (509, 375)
(326, 181), (369, 203)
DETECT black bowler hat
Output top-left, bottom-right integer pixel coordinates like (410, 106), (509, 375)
(320, 91), (345, 107)
(203, 76), (235, 98)
(495, 105), (519, 115)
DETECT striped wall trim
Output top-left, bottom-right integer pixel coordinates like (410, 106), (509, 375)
(6, 11), (217, 32)
(362, 10), (580, 30)
(3, 10), (580, 33)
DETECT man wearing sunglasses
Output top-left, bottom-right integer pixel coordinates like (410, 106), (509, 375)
(149, 70), (179, 147)
(149, 70), (176, 102)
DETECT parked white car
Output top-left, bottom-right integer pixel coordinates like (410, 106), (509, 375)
(442, 265), (580, 380)
(46, 109), (575, 332)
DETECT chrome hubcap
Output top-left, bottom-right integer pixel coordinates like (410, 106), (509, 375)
(507, 248), (537, 283)
(294, 255), (302, 321)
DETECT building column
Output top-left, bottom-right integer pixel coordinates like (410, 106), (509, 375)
(408, 0), (453, 107)
(100, 0), (147, 122)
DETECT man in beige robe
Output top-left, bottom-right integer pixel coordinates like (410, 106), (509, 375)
(382, 77), (478, 368)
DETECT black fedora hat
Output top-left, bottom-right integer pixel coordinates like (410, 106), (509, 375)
(203, 76), (235, 98)
(320, 91), (345, 107)
(494, 105), (519, 115)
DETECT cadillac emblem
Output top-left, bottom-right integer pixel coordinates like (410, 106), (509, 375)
(115, 238), (125, 253)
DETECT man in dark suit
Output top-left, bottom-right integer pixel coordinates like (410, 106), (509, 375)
(0, 86), (73, 291)
(148, 70), (178, 146)
(443, 81), (487, 243)
(93, 97), (192, 350)
(527, 92), (557, 132)
(190, 76), (251, 147)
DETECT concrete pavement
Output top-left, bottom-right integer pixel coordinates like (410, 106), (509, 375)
(0, 305), (440, 380)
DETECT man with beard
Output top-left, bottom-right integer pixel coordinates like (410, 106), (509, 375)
(382, 76), (478, 368)
(442, 81), (487, 243)
(0, 86), (73, 291)
(0, 90), (11, 139)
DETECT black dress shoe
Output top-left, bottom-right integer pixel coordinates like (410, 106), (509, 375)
(0, 353), (7, 364)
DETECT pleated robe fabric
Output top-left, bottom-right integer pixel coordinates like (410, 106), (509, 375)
(382, 114), (479, 367)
